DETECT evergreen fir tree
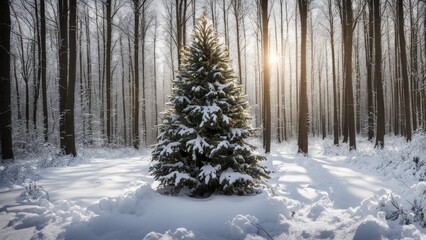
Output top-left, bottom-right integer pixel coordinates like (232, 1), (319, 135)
(150, 13), (269, 196)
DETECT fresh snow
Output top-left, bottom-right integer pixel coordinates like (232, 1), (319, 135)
(1, 136), (425, 239)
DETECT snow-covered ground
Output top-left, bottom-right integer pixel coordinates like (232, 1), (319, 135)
(1, 135), (425, 239)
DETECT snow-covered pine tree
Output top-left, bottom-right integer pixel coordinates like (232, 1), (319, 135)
(150, 13), (269, 196)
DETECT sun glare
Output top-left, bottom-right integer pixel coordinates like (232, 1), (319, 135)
(269, 54), (279, 64)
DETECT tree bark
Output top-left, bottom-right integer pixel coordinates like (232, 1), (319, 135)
(105, 0), (112, 143)
(0, 0), (13, 160)
(327, 0), (339, 145)
(65, 0), (77, 156)
(341, 0), (356, 150)
(58, 0), (69, 154)
(33, 0), (41, 132)
(40, 0), (48, 142)
(232, 0), (243, 86)
(176, 0), (188, 67)
(365, 2), (374, 141)
(397, 0), (412, 141)
(133, 0), (140, 149)
(84, 6), (93, 144)
(261, 0), (271, 153)
(297, 0), (309, 154)
(409, 0), (418, 131)
(374, 0), (384, 148)
(119, 35), (127, 145)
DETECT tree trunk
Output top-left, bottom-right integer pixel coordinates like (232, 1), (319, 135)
(394, 18), (400, 136)
(40, 0), (48, 142)
(133, 0), (140, 149)
(13, 58), (22, 121)
(33, 0), (41, 132)
(409, 0), (418, 131)
(58, 0), (69, 153)
(64, 0), (77, 156)
(261, 0), (271, 153)
(153, 15), (158, 139)
(232, 0), (243, 86)
(79, 18), (86, 144)
(328, 0), (339, 145)
(0, 0), (13, 160)
(105, 0), (112, 143)
(273, 13), (281, 143)
(119, 35), (127, 145)
(365, 2), (374, 141)
(222, 0), (229, 49)
(176, 0), (188, 67)
(297, 0), (309, 154)
(374, 0), (384, 148)
(397, 0), (412, 141)
(342, 0), (356, 150)
(141, 2), (149, 146)
(85, 6), (93, 144)
(280, 0), (287, 140)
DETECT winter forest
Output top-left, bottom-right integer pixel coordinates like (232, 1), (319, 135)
(1, 0), (426, 239)
(0, 0), (425, 155)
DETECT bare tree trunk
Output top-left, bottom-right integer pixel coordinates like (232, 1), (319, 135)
(33, 0), (41, 132)
(365, 2), (374, 141)
(222, 0), (229, 49)
(297, 0), (309, 154)
(208, 0), (218, 30)
(232, 0), (243, 86)
(85, 6), (93, 144)
(133, 0), (140, 149)
(423, 2), (426, 131)
(374, 0), (384, 148)
(309, 13), (315, 136)
(40, 0), (48, 142)
(79, 18), (86, 144)
(397, 0), (412, 141)
(58, 0), (69, 153)
(273, 13), (281, 143)
(327, 0), (339, 145)
(321, 60), (327, 139)
(176, 0), (188, 67)
(394, 17), (400, 136)
(409, 0), (418, 131)
(153, 15), (158, 139)
(13, 58), (22, 121)
(280, 0), (287, 140)
(127, 33), (134, 144)
(105, 0), (112, 143)
(354, 23), (361, 135)
(65, 0), (77, 156)
(141, 1), (151, 146)
(0, 0), (13, 160)
(119, 35), (127, 145)
(261, 0), (271, 153)
(341, 0), (356, 150)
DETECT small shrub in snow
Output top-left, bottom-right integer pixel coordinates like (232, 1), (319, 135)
(229, 215), (273, 240)
(377, 184), (426, 227)
(22, 181), (49, 202)
(150, 13), (269, 196)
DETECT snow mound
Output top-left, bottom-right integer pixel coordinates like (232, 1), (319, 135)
(144, 228), (196, 240)
(90, 183), (157, 217)
(5, 199), (91, 239)
(229, 215), (260, 238)
(353, 215), (389, 240)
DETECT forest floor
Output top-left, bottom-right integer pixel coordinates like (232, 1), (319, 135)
(0, 135), (426, 239)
